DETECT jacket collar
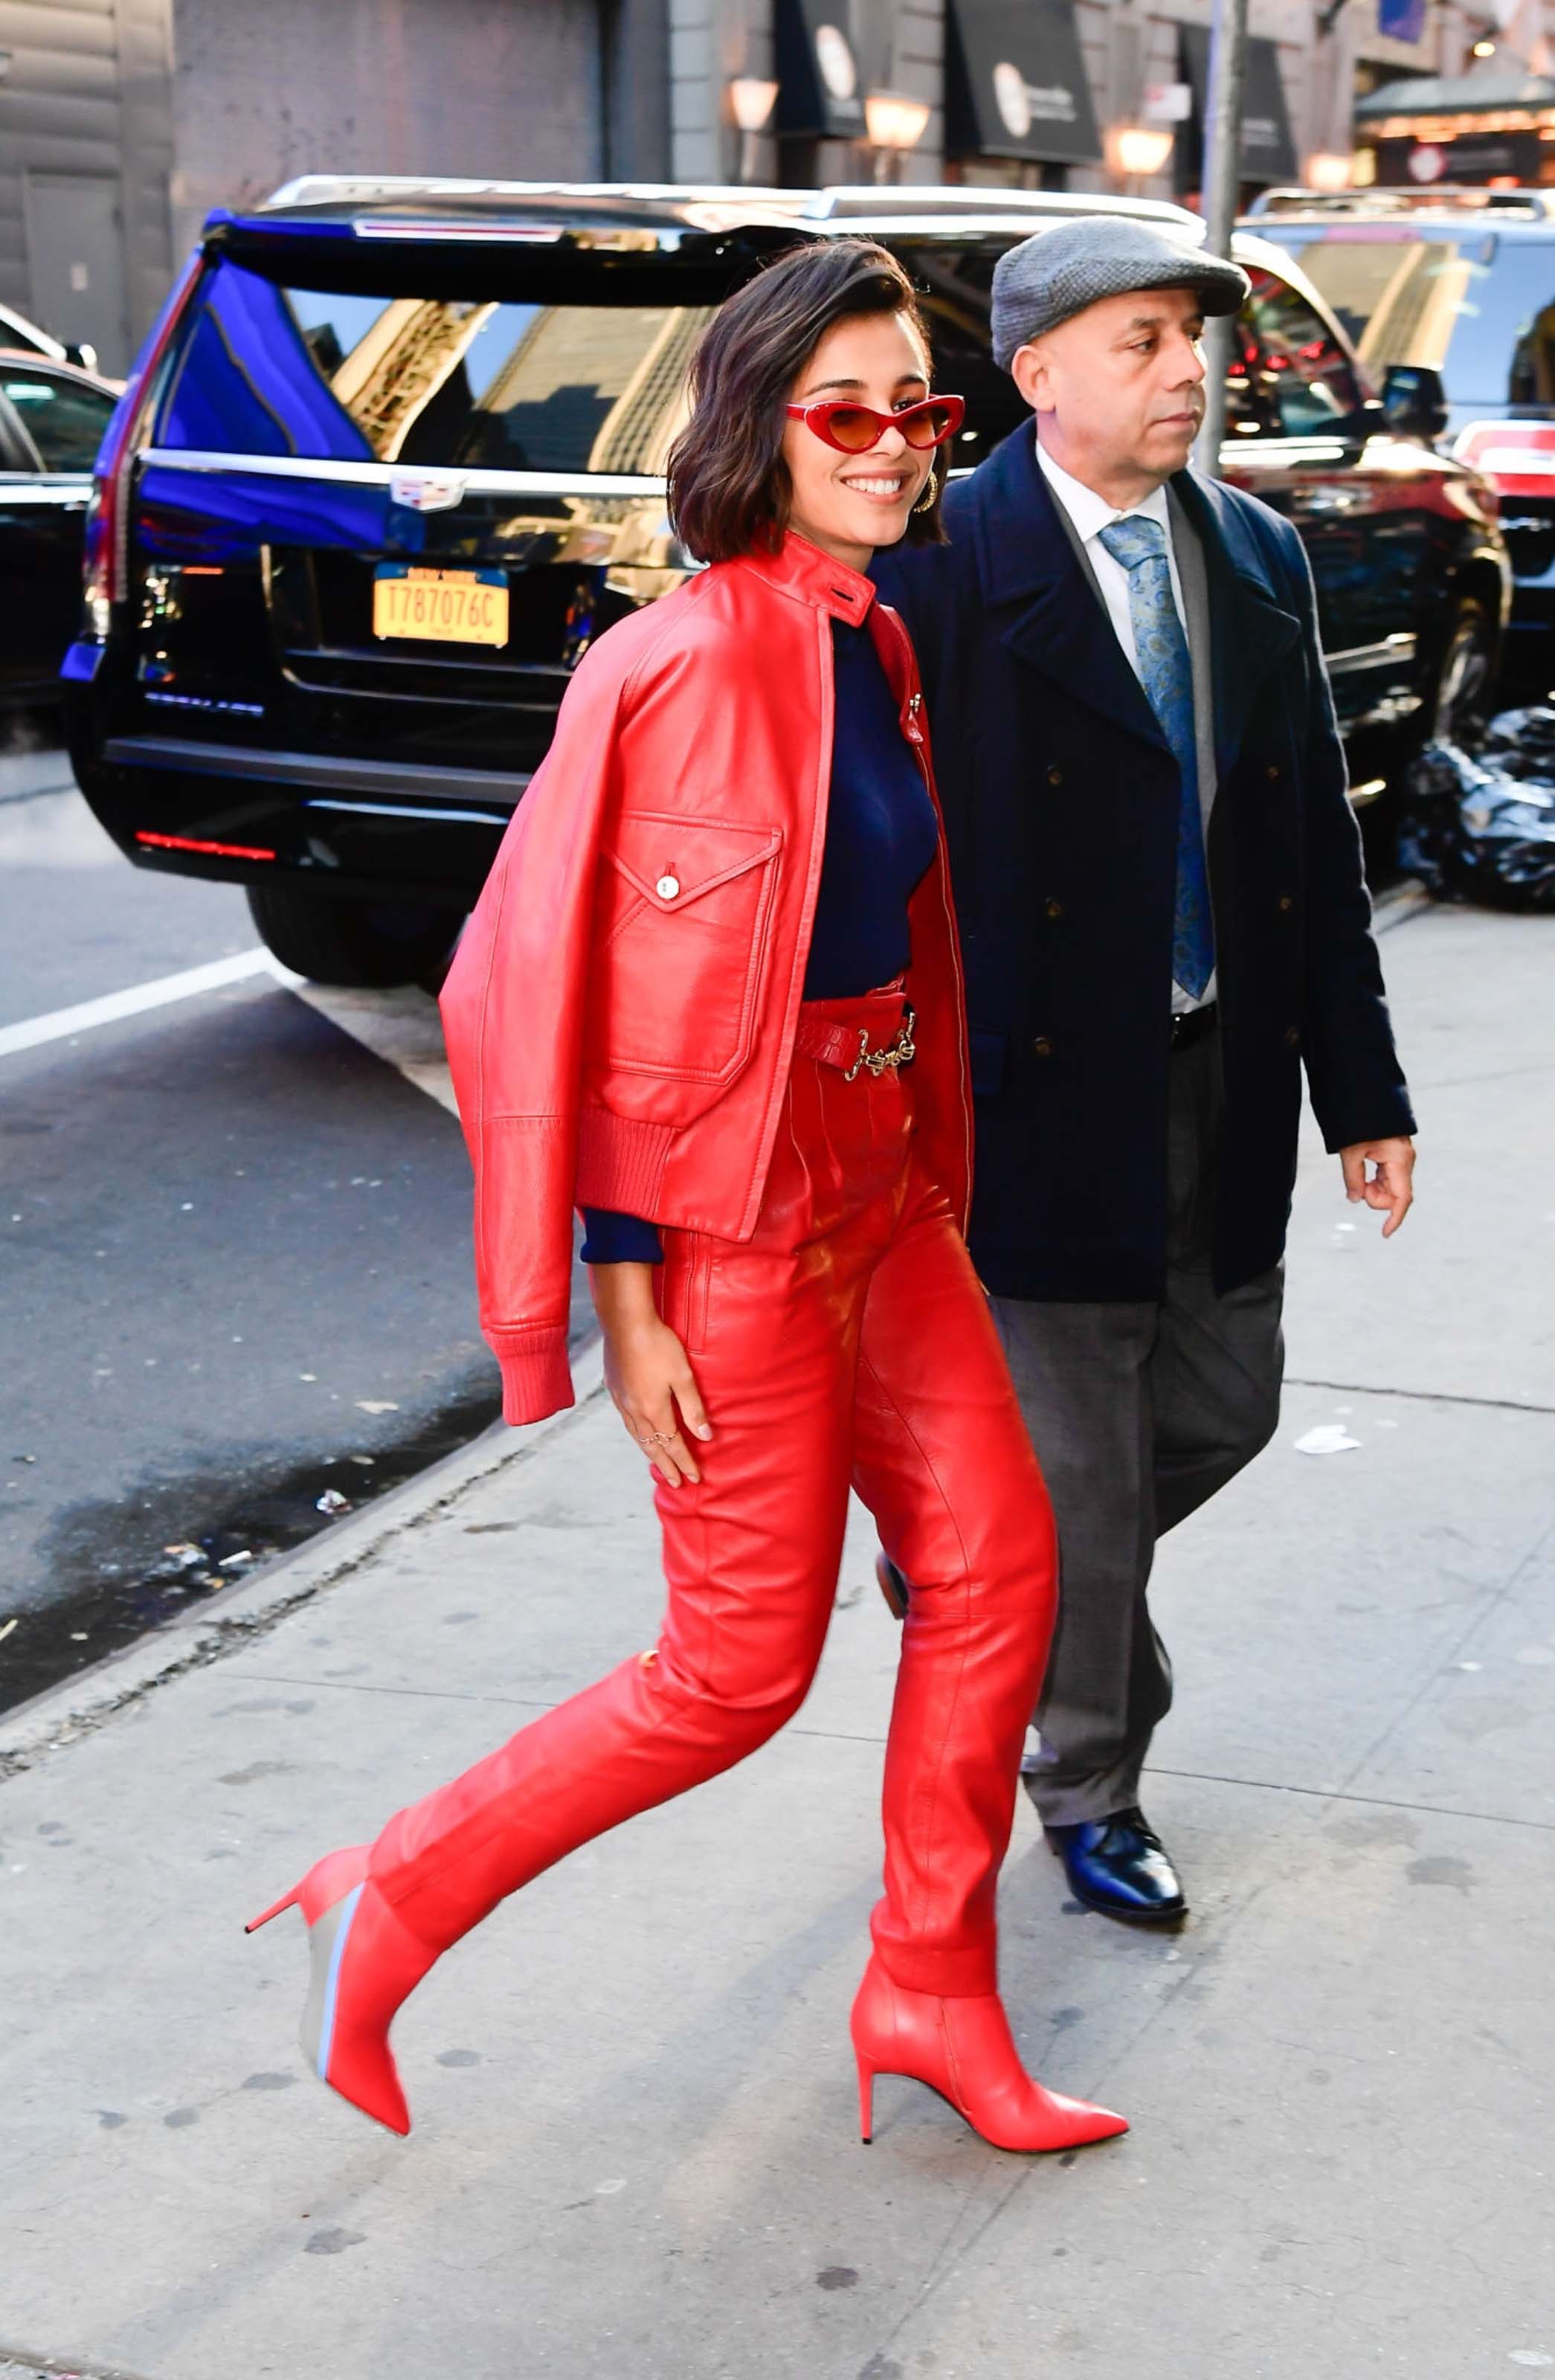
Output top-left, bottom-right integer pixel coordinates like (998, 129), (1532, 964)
(733, 531), (875, 627)
(962, 422), (1298, 771)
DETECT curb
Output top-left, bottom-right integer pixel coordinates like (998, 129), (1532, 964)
(0, 1341), (607, 1781)
(1373, 875), (1432, 932)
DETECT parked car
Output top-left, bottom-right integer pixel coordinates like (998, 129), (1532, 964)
(0, 299), (103, 376)
(0, 353), (120, 704)
(1246, 184), (1555, 683)
(61, 178), (1510, 987)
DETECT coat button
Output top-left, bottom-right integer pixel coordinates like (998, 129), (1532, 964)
(1044, 896), (1066, 921)
(1276, 892), (1295, 913)
(656, 874), (680, 900)
(1032, 1034), (1056, 1058)
(1046, 765), (1063, 787)
(1283, 1024), (1301, 1049)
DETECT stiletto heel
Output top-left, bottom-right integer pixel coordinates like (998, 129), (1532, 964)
(245, 1843), (434, 2136)
(857, 2054), (875, 2145)
(245, 1885), (301, 1933)
(850, 1955), (1127, 2155)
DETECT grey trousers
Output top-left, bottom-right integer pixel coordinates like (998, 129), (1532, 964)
(989, 1029), (1286, 1827)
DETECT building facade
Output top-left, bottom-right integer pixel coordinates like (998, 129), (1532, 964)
(0, 0), (1542, 376)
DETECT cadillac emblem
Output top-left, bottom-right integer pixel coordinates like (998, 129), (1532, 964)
(388, 470), (468, 513)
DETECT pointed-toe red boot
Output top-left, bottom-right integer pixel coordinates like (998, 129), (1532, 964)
(246, 1845), (437, 2136)
(850, 1955), (1127, 2155)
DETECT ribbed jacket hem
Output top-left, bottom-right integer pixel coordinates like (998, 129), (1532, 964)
(490, 1328), (574, 1427)
(575, 1107), (675, 1217)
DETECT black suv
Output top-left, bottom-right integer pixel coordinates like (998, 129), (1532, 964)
(62, 178), (1511, 987)
(1247, 185), (1555, 684)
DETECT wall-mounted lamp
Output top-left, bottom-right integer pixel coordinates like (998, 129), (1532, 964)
(1472, 37), (1497, 56)
(728, 76), (779, 184)
(1106, 123), (1176, 183)
(864, 89), (930, 182)
(1304, 149), (1356, 190)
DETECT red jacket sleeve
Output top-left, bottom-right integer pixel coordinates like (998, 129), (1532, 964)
(439, 644), (625, 1425)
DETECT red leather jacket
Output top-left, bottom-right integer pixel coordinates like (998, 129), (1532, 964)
(440, 531), (973, 1426)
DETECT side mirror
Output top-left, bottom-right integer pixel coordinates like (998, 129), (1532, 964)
(63, 341), (100, 375)
(1381, 362), (1449, 443)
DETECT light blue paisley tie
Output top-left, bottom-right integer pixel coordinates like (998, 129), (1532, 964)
(1097, 515), (1214, 1001)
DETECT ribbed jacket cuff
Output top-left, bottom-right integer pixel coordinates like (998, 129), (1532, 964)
(489, 1328), (574, 1427)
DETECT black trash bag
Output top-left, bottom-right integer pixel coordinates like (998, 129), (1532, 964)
(1400, 707), (1555, 910)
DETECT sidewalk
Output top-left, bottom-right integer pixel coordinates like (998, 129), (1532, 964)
(2, 902), (1552, 2380)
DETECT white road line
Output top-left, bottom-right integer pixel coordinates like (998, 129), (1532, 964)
(0, 946), (302, 1060)
(0, 941), (459, 1118)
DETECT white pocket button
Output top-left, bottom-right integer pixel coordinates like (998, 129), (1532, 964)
(656, 874), (680, 900)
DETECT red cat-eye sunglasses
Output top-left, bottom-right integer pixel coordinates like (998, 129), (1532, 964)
(784, 394), (966, 454)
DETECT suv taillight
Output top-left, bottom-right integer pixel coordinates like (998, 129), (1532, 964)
(83, 249), (204, 637)
(1452, 418), (1555, 499)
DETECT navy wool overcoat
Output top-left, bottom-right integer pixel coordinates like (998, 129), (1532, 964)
(872, 422), (1417, 1305)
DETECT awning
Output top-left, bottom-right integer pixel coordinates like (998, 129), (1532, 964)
(1180, 28), (1298, 186)
(1355, 64), (1555, 120)
(774, 0), (869, 140)
(944, 0), (1102, 165)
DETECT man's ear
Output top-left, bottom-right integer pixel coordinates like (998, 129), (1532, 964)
(1009, 341), (1049, 416)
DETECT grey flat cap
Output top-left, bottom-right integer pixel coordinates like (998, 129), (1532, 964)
(991, 216), (1249, 370)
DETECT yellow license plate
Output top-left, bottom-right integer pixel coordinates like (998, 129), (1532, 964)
(372, 566), (509, 647)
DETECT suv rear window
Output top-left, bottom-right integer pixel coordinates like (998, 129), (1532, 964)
(1253, 225), (1555, 409)
(158, 257), (719, 473)
(154, 233), (1040, 477)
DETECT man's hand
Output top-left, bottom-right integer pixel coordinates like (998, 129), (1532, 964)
(1339, 1136), (1416, 1238)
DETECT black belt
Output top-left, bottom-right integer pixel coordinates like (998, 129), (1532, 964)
(1170, 1001), (1219, 1053)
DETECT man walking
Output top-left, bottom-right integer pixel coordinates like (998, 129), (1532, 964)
(874, 219), (1416, 1924)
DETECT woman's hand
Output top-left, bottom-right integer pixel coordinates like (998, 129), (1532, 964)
(589, 1261), (712, 1487)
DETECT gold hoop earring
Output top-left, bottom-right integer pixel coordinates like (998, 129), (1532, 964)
(912, 472), (938, 515)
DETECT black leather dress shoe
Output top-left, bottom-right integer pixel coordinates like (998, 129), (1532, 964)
(1043, 1807), (1188, 1925)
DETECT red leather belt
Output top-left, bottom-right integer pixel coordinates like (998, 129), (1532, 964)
(796, 1003), (918, 1080)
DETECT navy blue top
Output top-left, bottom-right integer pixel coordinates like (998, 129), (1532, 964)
(582, 615), (937, 1264)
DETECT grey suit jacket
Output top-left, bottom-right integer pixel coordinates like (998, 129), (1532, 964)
(1048, 484), (1217, 836)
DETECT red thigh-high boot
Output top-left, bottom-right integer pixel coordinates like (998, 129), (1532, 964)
(246, 1304), (853, 2138)
(245, 1644), (809, 2132)
(247, 1629), (824, 2132)
(849, 1186), (1128, 2154)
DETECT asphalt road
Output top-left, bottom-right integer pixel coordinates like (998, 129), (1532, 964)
(0, 724), (590, 1713)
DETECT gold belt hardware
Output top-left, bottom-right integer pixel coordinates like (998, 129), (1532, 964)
(844, 1004), (917, 1082)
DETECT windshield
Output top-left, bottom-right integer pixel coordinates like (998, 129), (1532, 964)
(158, 260), (717, 472)
(1253, 225), (1555, 408)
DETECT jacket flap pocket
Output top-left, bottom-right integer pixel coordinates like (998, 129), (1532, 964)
(606, 810), (782, 912)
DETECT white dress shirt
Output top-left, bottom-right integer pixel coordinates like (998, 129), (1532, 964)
(1035, 436), (1215, 1013)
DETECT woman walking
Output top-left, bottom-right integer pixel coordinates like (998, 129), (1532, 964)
(248, 240), (1126, 2160)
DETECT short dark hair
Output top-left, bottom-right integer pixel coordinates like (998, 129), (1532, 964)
(668, 239), (947, 564)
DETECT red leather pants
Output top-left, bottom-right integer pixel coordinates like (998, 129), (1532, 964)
(370, 988), (1057, 1997)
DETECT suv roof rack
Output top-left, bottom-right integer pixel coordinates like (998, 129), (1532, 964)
(1245, 184), (1555, 220)
(257, 174), (1204, 239)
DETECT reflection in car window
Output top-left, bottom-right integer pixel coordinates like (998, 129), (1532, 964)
(1, 368), (115, 469)
(282, 290), (715, 472)
(1233, 272), (1362, 437)
(1261, 231), (1501, 384)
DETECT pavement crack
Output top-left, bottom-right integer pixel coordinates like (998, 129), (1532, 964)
(1140, 1764), (1555, 1832)
(1284, 1375), (1555, 1417)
